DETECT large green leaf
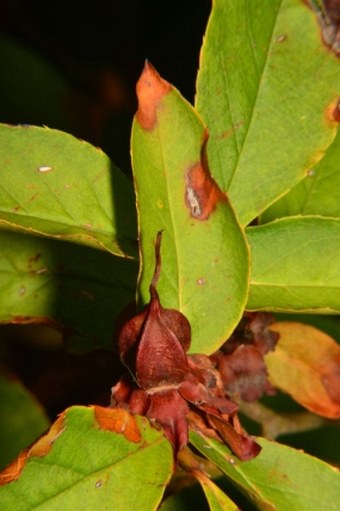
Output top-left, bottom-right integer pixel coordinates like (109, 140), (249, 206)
(246, 216), (340, 312)
(0, 406), (173, 511)
(190, 431), (340, 511)
(261, 129), (340, 222)
(0, 230), (137, 351)
(0, 369), (49, 471)
(196, 0), (340, 226)
(131, 63), (249, 354)
(0, 124), (137, 258)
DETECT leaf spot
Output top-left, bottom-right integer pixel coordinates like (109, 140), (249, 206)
(197, 278), (206, 285)
(94, 406), (141, 443)
(185, 132), (227, 221)
(37, 165), (53, 173)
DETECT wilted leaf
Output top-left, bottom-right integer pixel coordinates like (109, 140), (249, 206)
(266, 321), (340, 418)
(196, 0), (340, 226)
(190, 431), (340, 511)
(0, 406), (173, 511)
(0, 369), (49, 471)
(131, 62), (249, 354)
(246, 216), (340, 312)
(0, 124), (137, 258)
(0, 230), (137, 352)
(261, 128), (340, 221)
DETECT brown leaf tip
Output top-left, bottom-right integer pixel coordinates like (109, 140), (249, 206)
(136, 61), (172, 130)
(185, 133), (227, 221)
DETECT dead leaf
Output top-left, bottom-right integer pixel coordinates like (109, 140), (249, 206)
(265, 322), (340, 418)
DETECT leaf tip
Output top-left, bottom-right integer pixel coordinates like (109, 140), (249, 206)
(136, 61), (172, 130)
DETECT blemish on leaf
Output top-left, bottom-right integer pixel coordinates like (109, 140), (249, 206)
(0, 450), (28, 485)
(157, 199), (164, 209)
(276, 34), (287, 43)
(307, 168), (315, 177)
(95, 480), (103, 488)
(37, 165), (53, 173)
(29, 414), (66, 457)
(33, 267), (48, 275)
(19, 286), (26, 296)
(94, 406), (141, 443)
(307, 0), (340, 56)
(185, 134), (227, 220)
(327, 100), (340, 123)
(136, 61), (172, 130)
(197, 278), (206, 285)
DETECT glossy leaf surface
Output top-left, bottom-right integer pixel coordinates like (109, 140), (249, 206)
(246, 217), (340, 312)
(190, 431), (340, 511)
(196, 0), (340, 225)
(131, 63), (249, 354)
(261, 129), (340, 221)
(0, 230), (137, 351)
(266, 321), (340, 418)
(0, 406), (173, 511)
(0, 124), (137, 258)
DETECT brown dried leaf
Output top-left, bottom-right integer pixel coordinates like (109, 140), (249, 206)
(266, 321), (340, 418)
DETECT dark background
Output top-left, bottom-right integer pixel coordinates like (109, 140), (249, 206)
(0, 0), (210, 172)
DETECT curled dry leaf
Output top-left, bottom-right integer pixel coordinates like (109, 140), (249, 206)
(211, 312), (278, 402)
(112, 232), (261, 461)
(265, 321), (340, 418)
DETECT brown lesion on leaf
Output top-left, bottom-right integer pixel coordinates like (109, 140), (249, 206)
(94, 405), (141, 443)
(305, 0), (340, 56)
(326, 99), (340, 123)
(0, 413), (66, 486)
(136, 61), (172, 130)
(185, 131), (227, 221)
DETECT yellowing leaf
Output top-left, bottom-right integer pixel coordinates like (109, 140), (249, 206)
(266, 322), (340, 418)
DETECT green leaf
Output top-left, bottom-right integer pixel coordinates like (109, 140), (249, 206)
(0, 369), (49, 471)
(190, 431), (340, 511)
(0, 406), (173, 511)
(261, 129), (340, 222)
(0, 230), (137, 351)
(196, 0), (340, 226)
(131, 63), (249, 354)
(0, 124), (137, 258)
(246, 216), (340, 312)
(194, 471), (239, 511)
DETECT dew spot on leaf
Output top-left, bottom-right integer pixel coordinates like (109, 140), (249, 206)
(36, 165), (53, 173)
